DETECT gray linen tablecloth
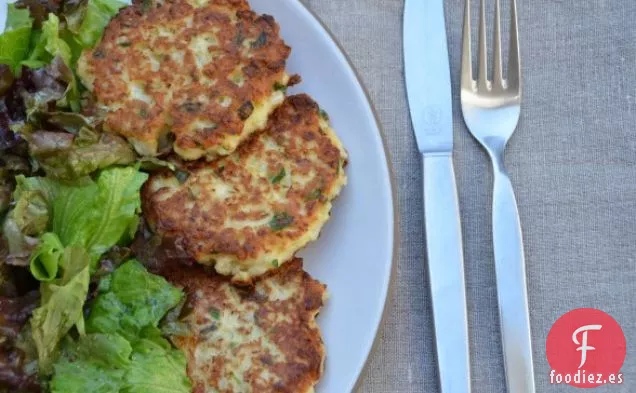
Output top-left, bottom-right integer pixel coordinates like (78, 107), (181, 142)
(302, 0), (636, 392)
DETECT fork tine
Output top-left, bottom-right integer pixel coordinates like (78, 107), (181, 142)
(492, 0), (503, 88)
(461, 0), (473, 90)
(508, 0), (521, 92)
(477, 0), (488, 90)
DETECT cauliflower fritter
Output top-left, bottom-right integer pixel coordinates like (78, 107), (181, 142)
(167, 259), (327, 393)
(143, 95), (348, 283)
(78, 0), (291, 159)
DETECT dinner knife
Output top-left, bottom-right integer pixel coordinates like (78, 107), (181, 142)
(404, 1), (472, 392)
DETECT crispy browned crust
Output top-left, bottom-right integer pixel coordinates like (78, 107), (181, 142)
(142, 94), (348, 283)
(167, 258), (326, 393)
(80, 0), (290, 158)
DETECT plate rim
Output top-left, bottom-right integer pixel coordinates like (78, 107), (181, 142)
(293, 1), (400, 390)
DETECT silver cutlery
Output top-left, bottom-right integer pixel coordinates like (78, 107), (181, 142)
(404, 0), (472, 392)
(460, 0), (535, 392)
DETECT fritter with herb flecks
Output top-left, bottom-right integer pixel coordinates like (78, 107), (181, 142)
(77, 0), (291, 160)
(167, 258), (326, 393)
(142, 95), (347, 284)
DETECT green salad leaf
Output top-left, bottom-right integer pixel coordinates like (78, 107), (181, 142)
(30, 246), (91, 373)
(27, 128), (136, 181)
(74, 333), (133, 369)
(123, 328), (191, 393)
(51, 356), (125, 393)
(14, 166), (147, 265)
(51, 333), (129, 392)
(15, 75), (136, 181)
(24, 13), (80, 110)
(9, 179), (50, 237)
(65, 0), (127, 48)
(24, 13), (72, 68)
(0, 5), (33, 72)
(30, 232), (64, 281)
(16, 57), (75, 123)
(50, 261), (190, 393)
(19, 13), (77, 110)
(5, 4), (33, 32)
(86, 260), (183, 341)
(2, 175), (51, 263)
(52, 166), (148, 259)
(39, 111), (100, 134)
(51, 331), (190, 393)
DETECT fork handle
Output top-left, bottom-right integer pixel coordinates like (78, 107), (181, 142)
(491, 158), (536, 393)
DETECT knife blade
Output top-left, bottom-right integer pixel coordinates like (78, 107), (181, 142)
(404, 1), (472, 392)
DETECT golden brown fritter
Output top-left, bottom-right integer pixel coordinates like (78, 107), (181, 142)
(167, 258), (326, 393)
(77, 0), (291, 160)
(142, 95), (348, 284)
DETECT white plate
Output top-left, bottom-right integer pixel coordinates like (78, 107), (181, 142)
(0, 1), (396, 391)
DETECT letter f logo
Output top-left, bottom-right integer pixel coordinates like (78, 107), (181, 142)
(572, 324), (603, 369)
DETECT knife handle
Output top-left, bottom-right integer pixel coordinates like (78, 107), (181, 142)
(491, 160), (536, 393)
(422, 153), (472, 393)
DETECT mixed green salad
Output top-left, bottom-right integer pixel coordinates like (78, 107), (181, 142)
(0, 1), (192, 392)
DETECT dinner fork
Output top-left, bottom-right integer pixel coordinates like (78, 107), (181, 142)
(460, 0), (535, 392)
